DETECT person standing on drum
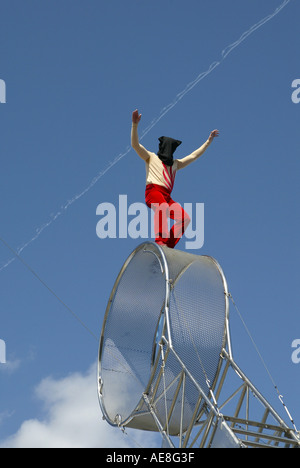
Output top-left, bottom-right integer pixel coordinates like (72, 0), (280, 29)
(131, 109), (219, 249)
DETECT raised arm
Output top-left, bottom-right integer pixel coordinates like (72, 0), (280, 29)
(177, 130), (219, 170)
(131, 110), (150, 161)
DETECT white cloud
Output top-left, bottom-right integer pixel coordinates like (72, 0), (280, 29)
(0, 363), (159, 448)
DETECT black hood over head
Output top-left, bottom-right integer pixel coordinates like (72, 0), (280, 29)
(157, 136), (182, 167)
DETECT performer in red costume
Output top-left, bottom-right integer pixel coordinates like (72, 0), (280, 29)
(131, 109), (219, 248)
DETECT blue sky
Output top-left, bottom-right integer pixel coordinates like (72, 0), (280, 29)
(0, 0), (299, 447)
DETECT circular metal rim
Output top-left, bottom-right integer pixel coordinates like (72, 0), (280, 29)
(97, 242), (170, 427)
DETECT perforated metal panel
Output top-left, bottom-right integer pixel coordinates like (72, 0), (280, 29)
(98, 242), (229, 435)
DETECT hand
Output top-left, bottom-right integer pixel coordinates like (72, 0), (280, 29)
(209, 129), (220, 141)
(132, 109), (142, 125)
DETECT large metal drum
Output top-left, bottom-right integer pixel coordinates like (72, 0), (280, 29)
(98, 242), (229, 435)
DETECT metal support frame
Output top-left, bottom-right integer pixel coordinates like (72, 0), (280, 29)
(131, 245), (300, 447)
(137, 332), (300, 448)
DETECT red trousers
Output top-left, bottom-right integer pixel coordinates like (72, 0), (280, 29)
(145, 184), (191, 249)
